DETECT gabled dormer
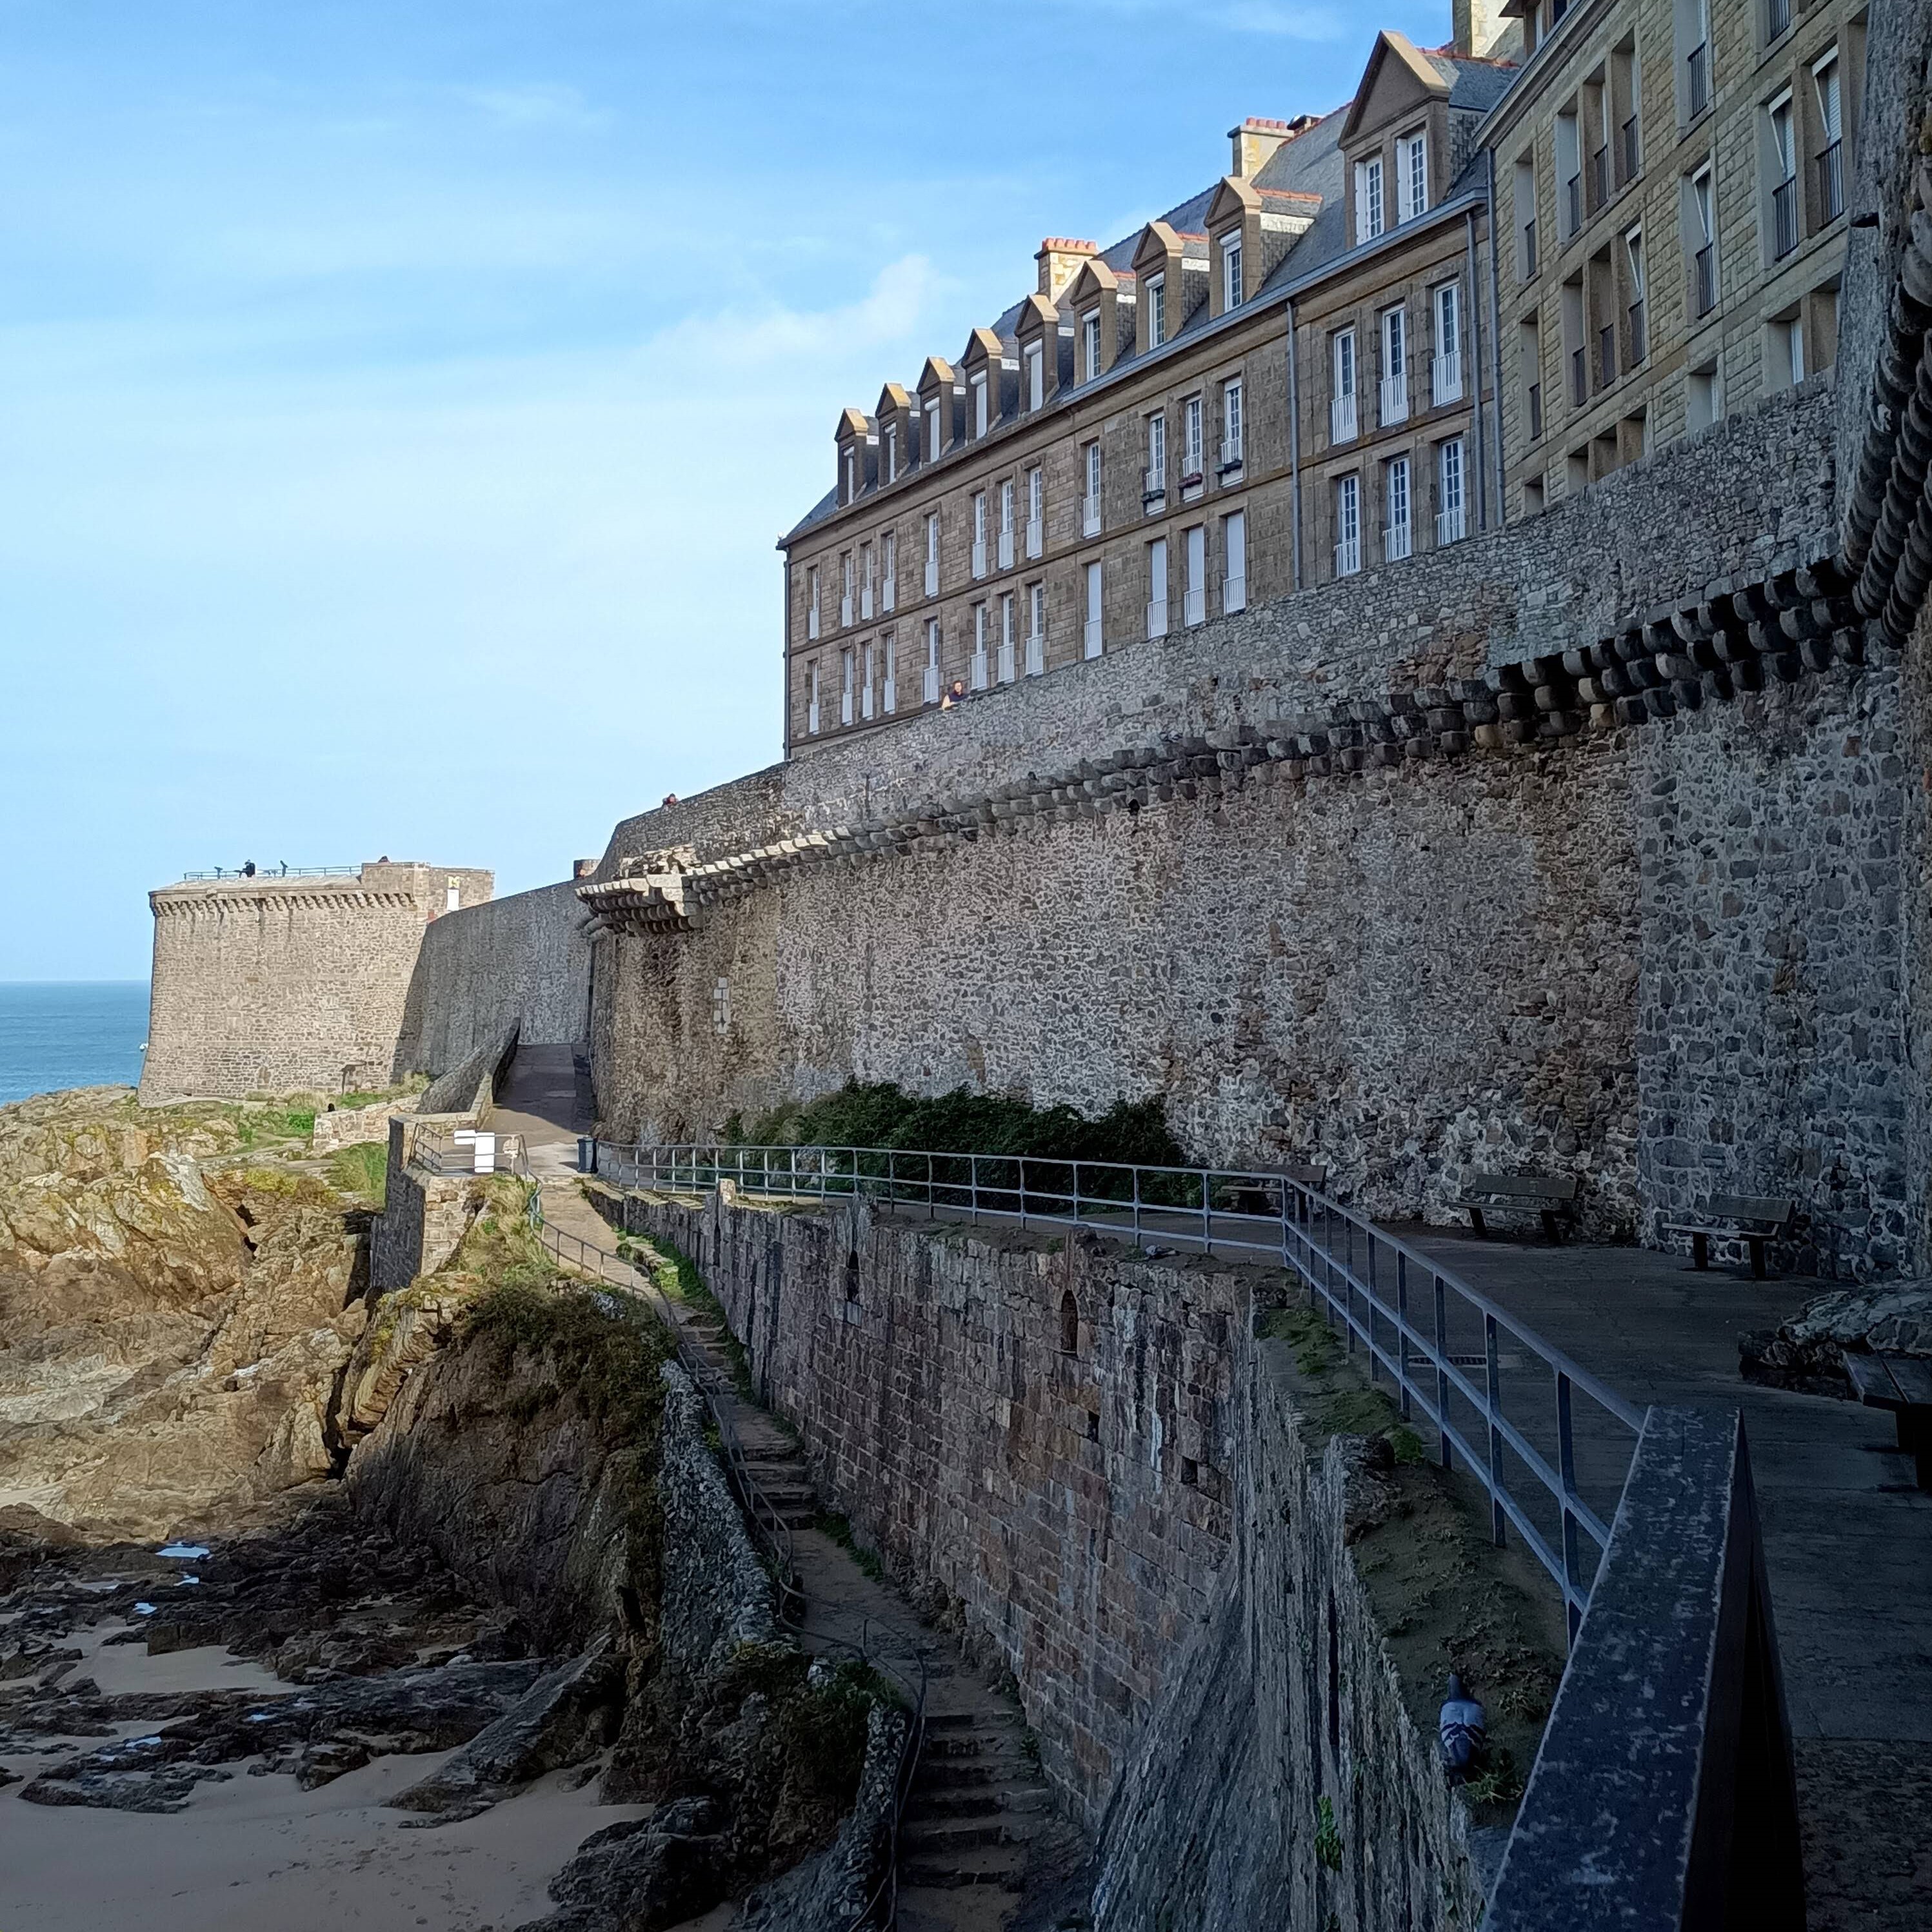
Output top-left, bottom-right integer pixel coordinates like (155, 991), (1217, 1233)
(1013, 294), (1066, 415)
(916, 357), (962, 467)
(1064, 259), (1135, 386)
(1133, 223), (1184, 354)
(834, 406), (873, 508)
(1341, 33), (1454, 246)
(960, 326), (1012, 441)
(1204, 175), (1320, 319)
(874, 384), (913, 489)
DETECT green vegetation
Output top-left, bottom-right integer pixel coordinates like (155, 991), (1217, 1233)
(325, 1141), (388, 1206)
(448, 1177), (555, 1289)
(724, 1079), (1186, 1167)
(812, 1508), (886, 1582)
(1259, 1302), (1428, 1462)
(1314, 1795), (1343, 1872)
(617, 1228), (756, 1400)
(232, 1102), (316, 1148)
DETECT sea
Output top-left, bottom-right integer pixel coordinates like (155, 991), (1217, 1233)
(0, 982), (151, 1108)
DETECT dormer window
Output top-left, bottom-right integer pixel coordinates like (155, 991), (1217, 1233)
(1026, 341), (1044, 410)
(1397, 130), (1428, 222)
(844, 448), (857, 502)
(1355, 155), (1385, 243)
(1082, 310), (1102, 381)
(1222, 232), (1244, 309)
(924, 397), (941, 462)
(971, 371), (988, 438)
(1147, 273), (1166, 347)
(884, 423), (899, 483)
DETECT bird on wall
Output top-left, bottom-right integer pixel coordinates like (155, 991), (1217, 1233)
(1439, 1673), (1487, 1781)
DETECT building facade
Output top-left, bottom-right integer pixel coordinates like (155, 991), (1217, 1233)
(779, 0), (1860, 754)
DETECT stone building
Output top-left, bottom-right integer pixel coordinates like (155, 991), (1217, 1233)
(780, 0), (1859, 749)
(139, 861), (493, 1102)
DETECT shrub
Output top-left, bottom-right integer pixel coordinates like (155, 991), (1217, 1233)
(326, 1141), (388, 1206)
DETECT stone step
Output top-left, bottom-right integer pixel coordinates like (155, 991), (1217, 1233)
(918, 1730), (1035, 1766)
(898, 1843), (1031, 1891)
(906, 1784), (1054, 1822)
(893, 1889), (1021, 1932)
(901, 1813), (1046, 1857)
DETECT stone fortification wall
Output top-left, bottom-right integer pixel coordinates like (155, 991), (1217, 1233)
(395, 879), (593, 1077)
(584, 380), (1917, 1275)
(139, 862), (492, 1104)
(606, 1186), (1497, 1929)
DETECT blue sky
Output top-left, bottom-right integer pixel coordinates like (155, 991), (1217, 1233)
(1, 0), (1443, 979)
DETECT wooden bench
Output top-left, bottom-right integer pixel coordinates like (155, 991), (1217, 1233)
(1662, 1195), (1795, 1280)
(1842, 1351), (1932, 1491)
(1452, 1173), (1579, 1244)
(1228, 1165), (1329, 1220)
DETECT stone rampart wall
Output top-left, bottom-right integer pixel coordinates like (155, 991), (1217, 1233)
(395, 880), (593, 1079)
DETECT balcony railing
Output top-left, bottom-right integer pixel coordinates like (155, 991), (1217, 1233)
(1335, 535), (1361, 578)
(1025, 516), (1043, 559)
(881, 577), (895, 614)
(1570, 345), (1588, 408)
(1686, 42), (1709, 121)
(1223, 573), (1246, 614)
(1628, 297), (1648, 366)
(1598, 323), (1617, 390)
(1385, 519), (1413, 562)
(922, 664), (941, 704)
(970, 539), (987, 579)
(1084, 615), (1103, 658)
(924, 557), (939, 597)
(1437, 502), (1468, 546)
(1183, 585), (1206, 626)
(1695, 243), (1717, 317)
(1432, 348), (1464, 406)
(1146, 599), (1168, 640)
(1082, 495), (1102, 537)
(1618, 115), (1640, 186)
(1379, 372), (1408, 424)
(1330, 393), (1358, 443)
(1772, 175), (1798, 260)
(1588, 146), (1608, 213)
(1142, 466), (1166, 507)
(997, 638), (1015, 683)
(969, 648), (989, 692)
(997, 528), (1014, 571)
(1219, 437), (1244, 473)
(1024, 631), (1044, 676)
(1817, 140), (1844, 224)
(1564, 171), (1582, 236)
(1528, 381), (1544, 441)
(1522, 217), (1538, 279)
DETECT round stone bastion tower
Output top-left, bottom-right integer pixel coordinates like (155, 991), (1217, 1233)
(139, 861), (493, 1104)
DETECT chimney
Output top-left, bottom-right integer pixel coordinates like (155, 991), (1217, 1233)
(1453, 0), (1520, 59)
(1228, 115), (1315, 179)
(1035, 237), (1099, 301)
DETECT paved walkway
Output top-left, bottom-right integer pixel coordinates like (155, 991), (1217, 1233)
(490, 1042), (591, 1181)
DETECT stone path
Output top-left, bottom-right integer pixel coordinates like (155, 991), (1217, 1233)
(533, 1175), (1081, 1930)
(489, 1042), (590, 1182)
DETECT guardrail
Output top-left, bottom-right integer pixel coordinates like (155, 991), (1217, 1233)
(522, 1184), (923, 1926)
(408, 1124), (528, 1178)
(180, 864), (362, 881)
(595, 1140), (1644, 1641)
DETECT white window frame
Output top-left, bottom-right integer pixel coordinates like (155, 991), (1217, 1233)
(881, 530), (896, 612)
(1082, 309), (1102, 382)
(924, 398), (941, 463)
(1222, 230), (1244, 310)
(1436, 437), (1467, 546)
(924, 511), (940, 597)
(923, 617), (941, 703)
(1084, 559), (1104, 657)
(806, 564), (821, 641)
(1026, 466), (1044, 558)
(807, 658), (821, 735)
(841, 550), (854, 626)
(971, 370), (989, 438)
(998, 591), (1016, 683)
(1397, 129), (1429, 222)
(1026, 580), (1046, 674)
(1026, 341), (1044, 410)
(882, 631), (897, 713)
(1183, 524), (1206, 626)
(1431, 283), (1463, 404)
(1222, 509), (1247, 613)
(971, 491), (988, 579)
(1380, 306), (1409, 424)
(1220, 377), (1244, 470)
(1146, 537), (1169, 639)
(1335, 474), (1361, 577)
(1147, 272), (1166, 346)
(971, 603), (990, 689)
(841, 644), (855, 726)
(1386, 455), (1412, 560)
(1355, 155), (1385, 242)
(861, 639), (875, 720)
(1182, 395), (1204, 483)
(998, 478), (1015, 570)
(1082, 441), (1102, 535)
(1146, 412), (1167, 502)
(1331, 329), (1357, 443)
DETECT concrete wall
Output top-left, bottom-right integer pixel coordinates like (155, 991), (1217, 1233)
(395, 879), (593, 1079)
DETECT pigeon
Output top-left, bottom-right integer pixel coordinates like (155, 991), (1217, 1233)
(1439, 1673), (1487, 1780)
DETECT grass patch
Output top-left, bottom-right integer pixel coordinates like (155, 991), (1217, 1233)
(232, 1103), (316, 1148)
(326, 1141), (388, 1206)
(812, 1509), (885, 1582)
(448, 1177), (556, 1288)
(618, 1230), (756, 1400)
(723, 1078), (1187, 1168)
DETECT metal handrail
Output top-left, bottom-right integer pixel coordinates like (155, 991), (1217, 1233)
(181, 864), (362, 882)
(600, 1140), (1643, 1640)
(408, 1123), (528, 1177)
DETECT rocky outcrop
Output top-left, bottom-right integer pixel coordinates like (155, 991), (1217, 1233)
(1741, 1279), (1932, 1394)
(0, 1088), (367, 1537)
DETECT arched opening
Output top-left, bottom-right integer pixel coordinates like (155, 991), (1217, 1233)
(1059, 1289), (1079, 1356)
